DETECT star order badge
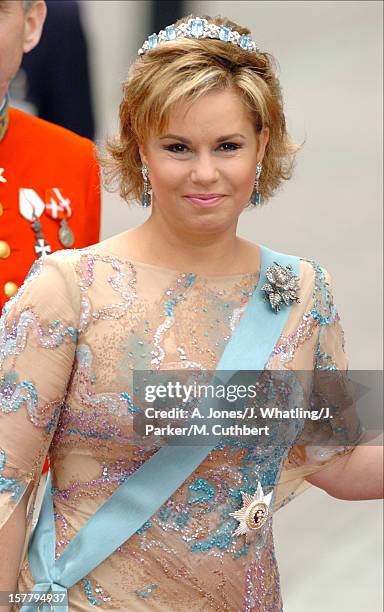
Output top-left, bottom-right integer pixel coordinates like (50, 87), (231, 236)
(229, 483), (273, 539)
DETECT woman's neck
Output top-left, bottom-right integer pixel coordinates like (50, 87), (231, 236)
(113, 220), (260, 276)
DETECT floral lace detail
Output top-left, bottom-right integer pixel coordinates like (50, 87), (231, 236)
(0, 247), (357, 611)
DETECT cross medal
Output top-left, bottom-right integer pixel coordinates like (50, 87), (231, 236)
(32, 216), (52, 258)
(19, 188), (52, 259)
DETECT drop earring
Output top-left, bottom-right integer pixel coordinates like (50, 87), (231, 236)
(141, 164), (152, 207)
(251, 162), (262, 206)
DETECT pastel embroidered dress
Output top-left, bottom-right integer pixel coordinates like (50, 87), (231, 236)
(0, 243), (361, 611)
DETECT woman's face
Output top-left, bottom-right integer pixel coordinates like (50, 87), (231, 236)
(139, 88), (269, 237)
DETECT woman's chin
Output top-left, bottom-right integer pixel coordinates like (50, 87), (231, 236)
(184, 214), (237, 235)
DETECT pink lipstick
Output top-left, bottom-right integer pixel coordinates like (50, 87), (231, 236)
(184, 194), (225, 207)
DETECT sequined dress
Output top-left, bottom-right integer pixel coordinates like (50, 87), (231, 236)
(0, 243), (360, 611)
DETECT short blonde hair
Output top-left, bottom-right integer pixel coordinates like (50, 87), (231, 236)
(101, 14), (300, 206)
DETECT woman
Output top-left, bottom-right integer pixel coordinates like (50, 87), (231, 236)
(0, 14), (382, 612)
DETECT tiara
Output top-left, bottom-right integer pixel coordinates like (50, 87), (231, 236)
(138, 17), (259, 56)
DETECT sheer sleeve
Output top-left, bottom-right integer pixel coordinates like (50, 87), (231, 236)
(0, 253), (80, 534)
(274, 266), (364, 511)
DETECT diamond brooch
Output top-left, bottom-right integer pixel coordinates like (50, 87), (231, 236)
(230, 483), (273, 539)
(261, 261), (300, 313)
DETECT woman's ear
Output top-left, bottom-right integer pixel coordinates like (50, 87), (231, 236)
(257, 126), (270, 162)
(138, 144), (148, 166)
(23, 0), (47, 54)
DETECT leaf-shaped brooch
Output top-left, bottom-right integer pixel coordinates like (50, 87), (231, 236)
(261, 261), (300, 313)
(229, 482), (273, 541)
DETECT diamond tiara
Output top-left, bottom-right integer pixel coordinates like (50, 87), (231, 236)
(138, 17), (259, 56)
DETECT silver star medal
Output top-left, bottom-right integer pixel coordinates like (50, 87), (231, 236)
(229, 482), (273, 541)
(261, 261), (300, 313)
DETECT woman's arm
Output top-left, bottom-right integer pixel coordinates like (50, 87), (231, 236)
(0, 254), (80, 608)
(304, 433), (384, 500)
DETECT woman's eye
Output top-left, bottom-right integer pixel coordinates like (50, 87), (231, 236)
(219, 143), (241, 152)
(165, 144), (189, 153)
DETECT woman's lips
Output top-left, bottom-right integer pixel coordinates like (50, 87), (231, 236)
(184, 195), (225, 207)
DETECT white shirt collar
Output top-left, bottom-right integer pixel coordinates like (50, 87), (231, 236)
(0, 95), (8, 113)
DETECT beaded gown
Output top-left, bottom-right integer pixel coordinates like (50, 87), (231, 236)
(0, 241), (361, 611)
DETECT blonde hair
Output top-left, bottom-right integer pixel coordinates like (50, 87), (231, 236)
(101, 14), (300, 206)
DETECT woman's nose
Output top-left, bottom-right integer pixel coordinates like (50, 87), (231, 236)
(190, 153), (219, 185)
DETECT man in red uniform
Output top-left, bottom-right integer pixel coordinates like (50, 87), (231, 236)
(0, 0), (101, 473)
(0, 0), (101, 310)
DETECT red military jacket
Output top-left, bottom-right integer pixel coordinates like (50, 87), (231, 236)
(0, 104), (101, 473)
(0, 105), (101, 310)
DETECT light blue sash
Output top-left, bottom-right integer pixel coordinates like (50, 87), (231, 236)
(22, 245), (300, 611)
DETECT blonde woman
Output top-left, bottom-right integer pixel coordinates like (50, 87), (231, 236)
(0, 14), (382, 612)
